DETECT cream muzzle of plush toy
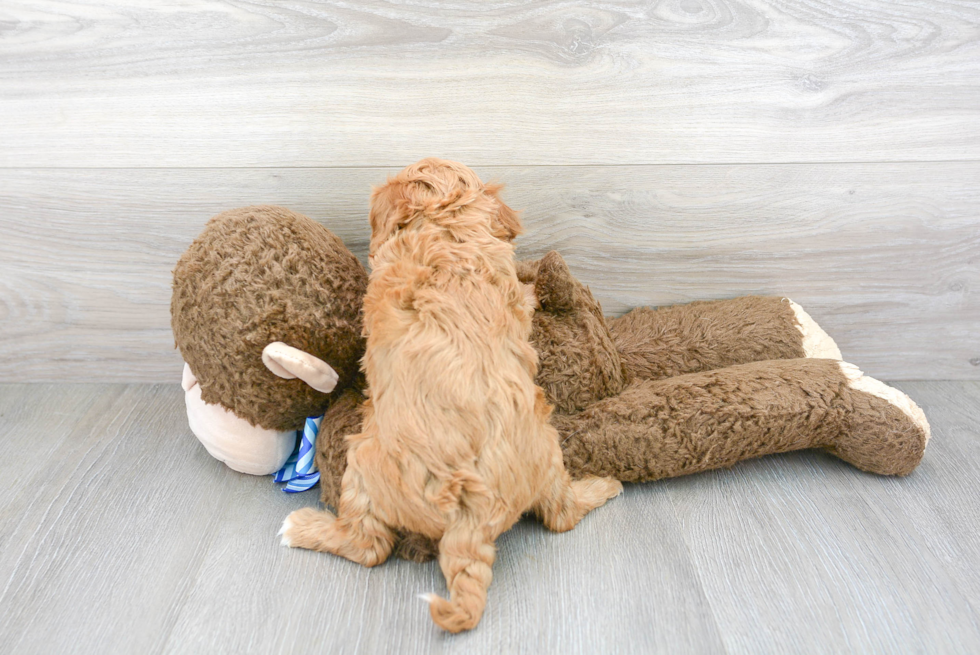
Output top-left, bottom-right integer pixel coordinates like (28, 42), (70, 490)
(182, 342), (338, 475)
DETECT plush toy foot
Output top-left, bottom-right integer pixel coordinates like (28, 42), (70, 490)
(829, 362), (930, 476)
(786, 299), (842, 360)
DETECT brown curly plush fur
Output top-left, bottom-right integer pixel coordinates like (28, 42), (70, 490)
(172, 206), (368, 431)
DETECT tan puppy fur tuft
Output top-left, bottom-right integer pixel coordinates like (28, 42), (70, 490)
(282, 159), (621, 633)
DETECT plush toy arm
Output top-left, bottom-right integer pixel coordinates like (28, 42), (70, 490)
(520, 250), (840, 391)
(607, 296), (842, 382)
(553, 357), (929, 483)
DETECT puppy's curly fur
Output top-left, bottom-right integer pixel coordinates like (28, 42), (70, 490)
(281, 159), (621, 633)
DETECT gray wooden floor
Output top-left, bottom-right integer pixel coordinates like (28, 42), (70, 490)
(1, 381), (977, 654)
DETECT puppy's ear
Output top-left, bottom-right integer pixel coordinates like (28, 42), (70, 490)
(484, 183), (523, 241)
(369, 181), (397, 235)
(369, 180), (411, 250)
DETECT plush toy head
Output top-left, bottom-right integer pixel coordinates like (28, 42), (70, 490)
(172, 206), (369, 473)
(172, 213), (621, 476)
(518, 251), (627, 414)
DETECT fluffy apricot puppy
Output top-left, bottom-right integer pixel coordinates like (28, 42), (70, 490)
(280, 159), (622, 632)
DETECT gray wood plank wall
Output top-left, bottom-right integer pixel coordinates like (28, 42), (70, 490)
(1, 1), (978, 382)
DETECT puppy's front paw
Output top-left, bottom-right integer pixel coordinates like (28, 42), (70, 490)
(280, 507), (334, 549)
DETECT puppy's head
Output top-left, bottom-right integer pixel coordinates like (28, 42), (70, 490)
(369, 158), (521, 259)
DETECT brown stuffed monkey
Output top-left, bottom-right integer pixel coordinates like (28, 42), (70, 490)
(172, 205), (930, 564)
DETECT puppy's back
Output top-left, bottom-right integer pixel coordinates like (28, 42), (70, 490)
(364, 232), (539, 457)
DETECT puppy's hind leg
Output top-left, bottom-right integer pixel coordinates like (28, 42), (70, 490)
(532, 446), (622, 533)
(281, 457), (395, 568)
(424, 520), (497, 633)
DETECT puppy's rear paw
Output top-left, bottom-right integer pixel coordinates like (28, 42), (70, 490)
(280, 507), (336, 550)
(573, 476), (623, 510)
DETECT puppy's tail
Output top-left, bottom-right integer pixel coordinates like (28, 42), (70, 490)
(423, 523), (496, 633)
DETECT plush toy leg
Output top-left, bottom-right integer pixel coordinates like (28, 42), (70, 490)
(554, 358), (929, 482)
(607, 296), (841, 381)
(280, 458), (395, 568)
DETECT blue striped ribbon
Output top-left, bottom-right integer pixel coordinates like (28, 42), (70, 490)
(273, 416), (322, 493)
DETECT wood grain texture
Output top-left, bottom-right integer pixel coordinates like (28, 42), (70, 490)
(886, 380), (980, 622)
(1, 0), (978, 167)
(163, 457), (725, 655)
(0, 384), (233, 654)
(0, 384), (725, 655)
(2, 163), (977, 382)
(664, 424), (980, 650)
(662, 379), (980, 653)
(0, 382), (977, 653)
